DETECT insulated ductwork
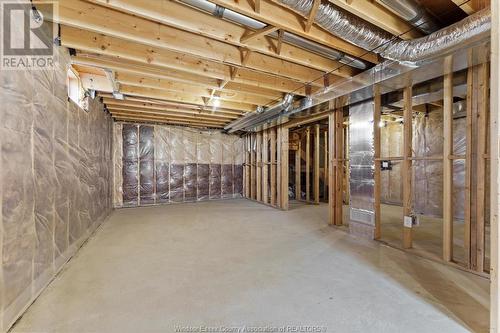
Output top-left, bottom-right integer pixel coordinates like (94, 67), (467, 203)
(376, 0), (439, 34)
(277, 0), (491, 65)
(225, 94), (294, 133)
(180, 0), (367, 69)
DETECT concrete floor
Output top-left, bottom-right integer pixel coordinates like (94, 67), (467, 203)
(11, 199), (489, 333)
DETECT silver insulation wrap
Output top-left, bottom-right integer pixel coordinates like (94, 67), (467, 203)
(279, 0), (393, 54)
(349, 101), (375, 226)
(277, 0), (491, 65)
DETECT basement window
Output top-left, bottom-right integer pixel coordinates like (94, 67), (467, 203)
(67, 67), (88, 111)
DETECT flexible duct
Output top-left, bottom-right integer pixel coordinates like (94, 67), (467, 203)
(278, 0), (491, 65)
(225, 94), (294, 133)
(376, 0), (439, 34)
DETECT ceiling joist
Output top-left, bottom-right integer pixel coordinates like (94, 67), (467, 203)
(56, 1), (354, 82)
(205, 0), (378, 63)
(61, 26), (316, 95)
(83, 0), (359, 73)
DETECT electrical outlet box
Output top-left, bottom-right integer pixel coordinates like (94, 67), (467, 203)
(404, 215), (413, 228)
(381, 160), (392, 170)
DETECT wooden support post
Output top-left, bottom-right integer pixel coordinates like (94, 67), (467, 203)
(324, 130), (328, 200)
(262, 129), (269, 204)
(306, 127), (311, 202)
(490, 3), (499, 330)
(465, 59), (473, 267)
(443, 55), (454, 261)
(374, 85), (382, 240)
(256, 131), (262, 202)
(250, 133), (256, 200)
(270, 128), (277, 207)
(402, 85), (413, 249)
(328, 111), (336, 225)
(335, 109), (344, 225)
(277, 126), (282, 208)
(295, 137), (302, 200)
(476, 62), (489, 272)
(314, 124), (320, 204)
(280, 126), (289, 210)
(245, 135), (251, 198)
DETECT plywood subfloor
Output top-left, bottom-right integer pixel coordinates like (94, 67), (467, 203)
(11, 200), (489, 333)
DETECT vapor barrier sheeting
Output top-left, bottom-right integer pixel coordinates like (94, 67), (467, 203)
(380, 111), (466, 219)
(0, 43), (113, 332)
(115, 123), (244, 207)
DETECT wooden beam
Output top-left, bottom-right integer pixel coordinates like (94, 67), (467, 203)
(83, 0), (355, 76)
(107, 107), (230, 124)
(110, 113), (225, 128)
(270, 128), (277, 206)
(262, 129), (269, 204)
(443, 55), (454, 261)
(56, 1), (353, 83)
(61, 26), (316, 96)
(402, 85), (413, 249)
(100, 94), (245, 116)
(451, 0), (487, 14)
(280, 126), (289, 210)
(112, 116), (224, 128)
(208, 0), (378, 63)
(314, 124), (320, 203)
(241, 25), (280, 43)
(102, 99), (239, 119)
(296, 137), (302, 200)
(119, 85), (256, 112)
(306, 127), (311, 202)
(374, 85), (382, 240)
(114, 71), (275, 106)
(305, 0), (321, 33)
(74, 55), (283, 99)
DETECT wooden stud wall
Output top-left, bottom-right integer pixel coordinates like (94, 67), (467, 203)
(243, 126), (288, 210)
